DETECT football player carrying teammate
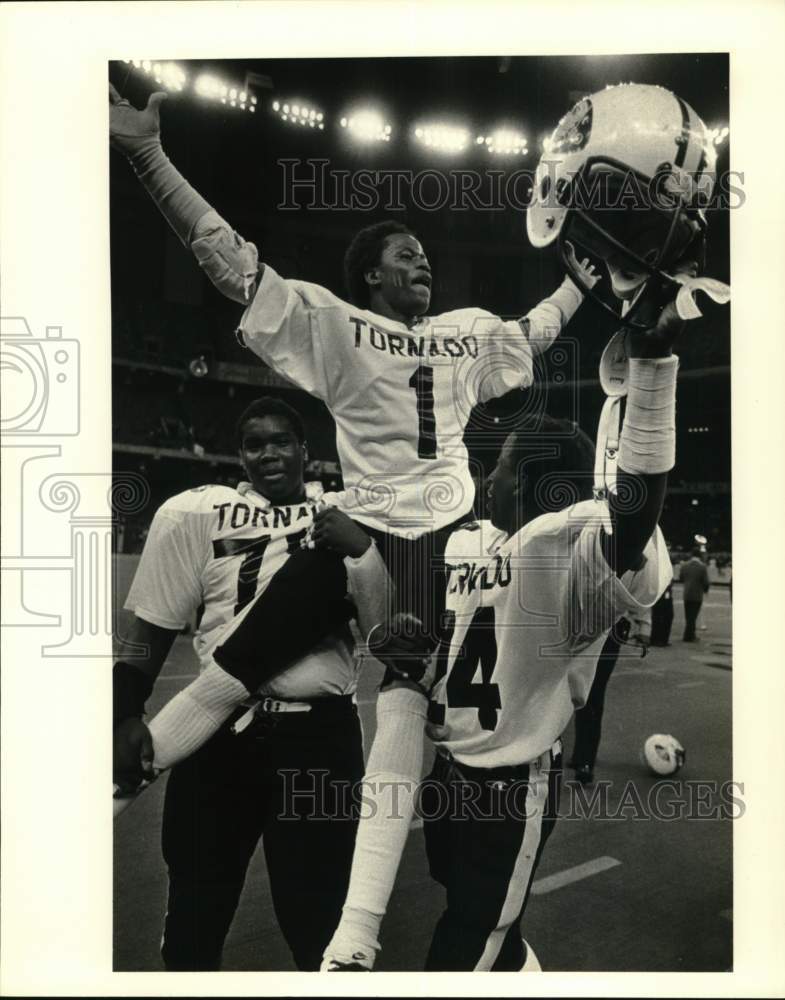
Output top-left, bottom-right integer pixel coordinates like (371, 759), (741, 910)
(113, 396), (391, 969)
(109, 78), (595, 665)
(321, 82), (730, 971)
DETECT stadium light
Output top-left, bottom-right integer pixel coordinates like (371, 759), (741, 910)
(481, 128), (528, 156)
(124, 59), (187, 92)
(707, 125), (729, 146)
(414, 122), (469, 153)
(340, 109), (392, 143)
(273, 98), (326, 129)
(195, 72), (257, 112)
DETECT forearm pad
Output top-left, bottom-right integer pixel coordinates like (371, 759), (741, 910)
(126, 139), (213, 246)
(190, 210), (260, 304)
(618, 356), (679, 475)
(113, 661), (155, 729)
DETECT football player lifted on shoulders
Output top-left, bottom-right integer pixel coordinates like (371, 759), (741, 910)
(321, 83), (730, 972)
(109, 79), (597, 671)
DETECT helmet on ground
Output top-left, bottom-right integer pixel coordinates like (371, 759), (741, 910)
(643, 733), (686, 776)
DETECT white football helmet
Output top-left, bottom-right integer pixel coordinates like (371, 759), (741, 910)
(527, 83), (717, 325)
(643, 733), (686, 776)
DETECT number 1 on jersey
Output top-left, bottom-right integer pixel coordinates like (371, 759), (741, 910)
(409, 364), (437, 459)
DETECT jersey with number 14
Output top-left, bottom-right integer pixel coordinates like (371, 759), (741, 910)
(124, 481), (359, 699)
(238, 266), (581, 536)
(426, 503), (671, 768)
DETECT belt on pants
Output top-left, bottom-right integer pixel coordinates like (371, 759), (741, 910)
(436, 739), (563, 786)
(229, 694), (355, 735)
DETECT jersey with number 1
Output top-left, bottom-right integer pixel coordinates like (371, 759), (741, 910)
(238, 267), (579, 536)
(426, 503), (672, 768)
(124, 481), (358, 699)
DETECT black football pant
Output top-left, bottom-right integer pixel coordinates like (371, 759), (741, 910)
(570, 620), (627, 770)
(160, 698), (364, 971)
(683, 599), (703, 641)
(421, 745), (562, 971)
(650, 586), (674, 645)
(213, 515), (471, 694)
(363, 513), (473, 648)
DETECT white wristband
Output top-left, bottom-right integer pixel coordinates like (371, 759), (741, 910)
(618, 355), (679, 475)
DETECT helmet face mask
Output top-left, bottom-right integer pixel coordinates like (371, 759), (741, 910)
(554, 158), (706, 326)
(527, 83), (715, 327)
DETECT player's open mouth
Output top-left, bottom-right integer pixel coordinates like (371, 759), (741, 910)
(412, 275), (432, 290)
(259, 469), (286, 481)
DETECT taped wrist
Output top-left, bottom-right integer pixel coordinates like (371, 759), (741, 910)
(113, 661), (154, 729)
(618, 356), (679, 475)
(127, 140), (212, 245)
(148, 661), (249, 770)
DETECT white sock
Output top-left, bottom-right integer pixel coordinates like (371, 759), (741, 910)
(323, 685), (427, 968)
(149, 661), (248, 770)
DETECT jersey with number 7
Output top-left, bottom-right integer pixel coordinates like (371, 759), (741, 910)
(123, 480), (361, 700)
(238, 267), (579, 536)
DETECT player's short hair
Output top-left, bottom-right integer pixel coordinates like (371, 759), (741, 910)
(343, 220), (415, 307)
(235, 396), (306, 447)
(510, 415), (596, 509)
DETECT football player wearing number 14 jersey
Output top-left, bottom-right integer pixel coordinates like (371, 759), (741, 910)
(322, 302), (680, 974)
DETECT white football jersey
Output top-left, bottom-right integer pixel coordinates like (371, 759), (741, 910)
(239, 266), (580, 536)
(426, 503), (672, 768)
(124, 481), (360, 699)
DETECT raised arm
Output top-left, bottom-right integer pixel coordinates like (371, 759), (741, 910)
(601, 297), (684, 575)
(523, 243), (599, 357)
(109, 84), (260, 305)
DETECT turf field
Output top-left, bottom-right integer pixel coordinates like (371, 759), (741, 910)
(113, 555), (733, 972)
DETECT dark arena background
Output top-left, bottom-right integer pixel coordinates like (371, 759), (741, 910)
(111, 53), (732, 972)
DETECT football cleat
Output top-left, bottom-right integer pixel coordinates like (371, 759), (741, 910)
(323, 959), (372, 972)
(321, 950), (374, 972)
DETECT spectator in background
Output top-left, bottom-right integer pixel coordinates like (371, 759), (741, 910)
(680, 546), (710, 641)
(650, 579), (675, 646)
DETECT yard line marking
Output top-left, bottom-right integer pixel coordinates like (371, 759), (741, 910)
(676, 681), (706, 689)
(690, 656), (732, 671)
(530, 856), (621, 896)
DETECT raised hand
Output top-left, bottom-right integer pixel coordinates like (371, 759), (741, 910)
(564, 240), (601, 290)
(109, 82), (167, 157)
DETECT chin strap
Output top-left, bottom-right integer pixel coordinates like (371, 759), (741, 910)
(672, 275), (731, 320)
